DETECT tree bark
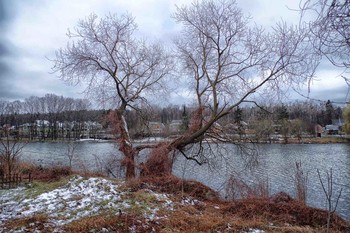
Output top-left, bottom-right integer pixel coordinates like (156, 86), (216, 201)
(113, 109), (135, 179)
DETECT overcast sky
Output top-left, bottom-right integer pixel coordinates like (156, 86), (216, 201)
(0, 0), (348, 106)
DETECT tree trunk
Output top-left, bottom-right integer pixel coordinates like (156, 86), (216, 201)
(113, 110), (135, 179)
(142, 107), (217, 177)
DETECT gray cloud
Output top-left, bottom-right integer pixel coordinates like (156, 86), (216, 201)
(0, 0), (347, 106)
(0, 42), (9, 57)
(311, 86), (349, 104)
(0, 0), (18, 101)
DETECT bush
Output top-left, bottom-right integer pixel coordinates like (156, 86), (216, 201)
(29, 165), (72, 182)
(127, 175), (219, 201)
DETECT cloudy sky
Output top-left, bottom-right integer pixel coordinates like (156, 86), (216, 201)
(0, 0), (348, 106)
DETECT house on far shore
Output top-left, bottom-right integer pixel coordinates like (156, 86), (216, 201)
(325, 125), (339, 135)
(147, 122), (166, 135)
(169, 120), (183, 133)
(315, 124), (323, 137)
(325, 119), (344, 135)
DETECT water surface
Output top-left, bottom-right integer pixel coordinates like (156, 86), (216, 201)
(21, 142), (350, 220)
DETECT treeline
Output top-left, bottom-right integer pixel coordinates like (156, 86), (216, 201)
(150, 100), (343, 126)
(0, 94), (98, 126)
(0, 93), (345, 140)
(132, 100), (344, 138)
(239, 100), (343, 133)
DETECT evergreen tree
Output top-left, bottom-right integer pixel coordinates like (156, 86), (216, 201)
(277, 104), (289, 121)
(181, 105), (189, 132)
(325, 100), (335, 125)
(233, 106), (242, 124)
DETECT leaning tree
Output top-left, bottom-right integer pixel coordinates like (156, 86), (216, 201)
(52, 13), (173, 178)
(53, 0), (318, 179)
(140, 0), (318, 176)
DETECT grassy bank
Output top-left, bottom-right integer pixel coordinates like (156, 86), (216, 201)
(1, 169), (349, 232)
(296, 136), (349, 144)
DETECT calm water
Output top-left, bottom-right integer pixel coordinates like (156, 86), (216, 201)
(21, 141), (350, 221)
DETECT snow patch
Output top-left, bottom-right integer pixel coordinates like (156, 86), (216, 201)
(0, 176), (173, 232)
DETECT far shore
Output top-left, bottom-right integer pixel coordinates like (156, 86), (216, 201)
(2, 135), (349, 145)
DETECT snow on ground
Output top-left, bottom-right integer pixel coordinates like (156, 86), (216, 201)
(0, 176), (266, 232)
(0, 176), (173, 232)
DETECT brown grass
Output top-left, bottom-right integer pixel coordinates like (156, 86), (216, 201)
(63, 213), (161, 233)
(127, 175), (220, 201)
(2, 214), (53, 232)
(28, 165), (72, 182)
(290, 136), (349, 144)
(17, 162), (107, 183)
(224, 192), (349, 232)
(2, 172), (349, 232)
(125, 177), (349, 232)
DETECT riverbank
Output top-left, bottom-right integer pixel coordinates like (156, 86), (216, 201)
(3, 134), (349, 145)
(287, 136), (350, 144)
(1, 170), (349, 232)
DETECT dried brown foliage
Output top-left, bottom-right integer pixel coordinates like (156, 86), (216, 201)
(3, 174), (349, 232)
(28, 165), (72, 182)
(105, 110), (122, 137)
(224, 192), (350, 231)
(127, 175), (219, 201)
(141, 142), (172, 177)
(2, 214), (52, 232)
(188, 106), (204, 134)
(105, 109), (136, 178)
(64, 213), (160, 233)
(225, 175), (270, 200)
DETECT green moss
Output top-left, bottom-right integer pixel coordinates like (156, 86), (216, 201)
(24, 176), (71, 198)
(121, 189), (166, 217)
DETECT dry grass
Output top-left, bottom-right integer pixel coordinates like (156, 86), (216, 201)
(126, 175), (220, 201)
(2, 173), (349, 232)
(18, 162), (105, 182)
(17, 162), (72, 182)
(2, 214), (53, 232)
(223, 192), (349, 232)
(292, 136), (349, 144)
(59, 198), (349, 233)
(63, 213), (161, 233)
(123, 176), (350, 232)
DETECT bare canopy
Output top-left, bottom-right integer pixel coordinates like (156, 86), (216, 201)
(140, 0), (319, 174)
(160, 0), (316, 159)
(300, 0), (350, 69)
(52, 1), (318, 178)
(51, 13), (173, 178)
(52, 13), (173, 107)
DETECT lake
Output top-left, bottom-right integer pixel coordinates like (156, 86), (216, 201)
(21, 141), (350, 221)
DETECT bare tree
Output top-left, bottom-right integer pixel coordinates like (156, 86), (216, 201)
(0, 126), (26, 177)
(300, 0), (350, 70)
(0, 101), (7, 116)
(141, 0), (318, 176)
(24, 96), (40, 115)
(52, 13), (173, 178)
(52, 1), (318, 179)
(317, 168), (342, 233)
(66, 141), (79, 169)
